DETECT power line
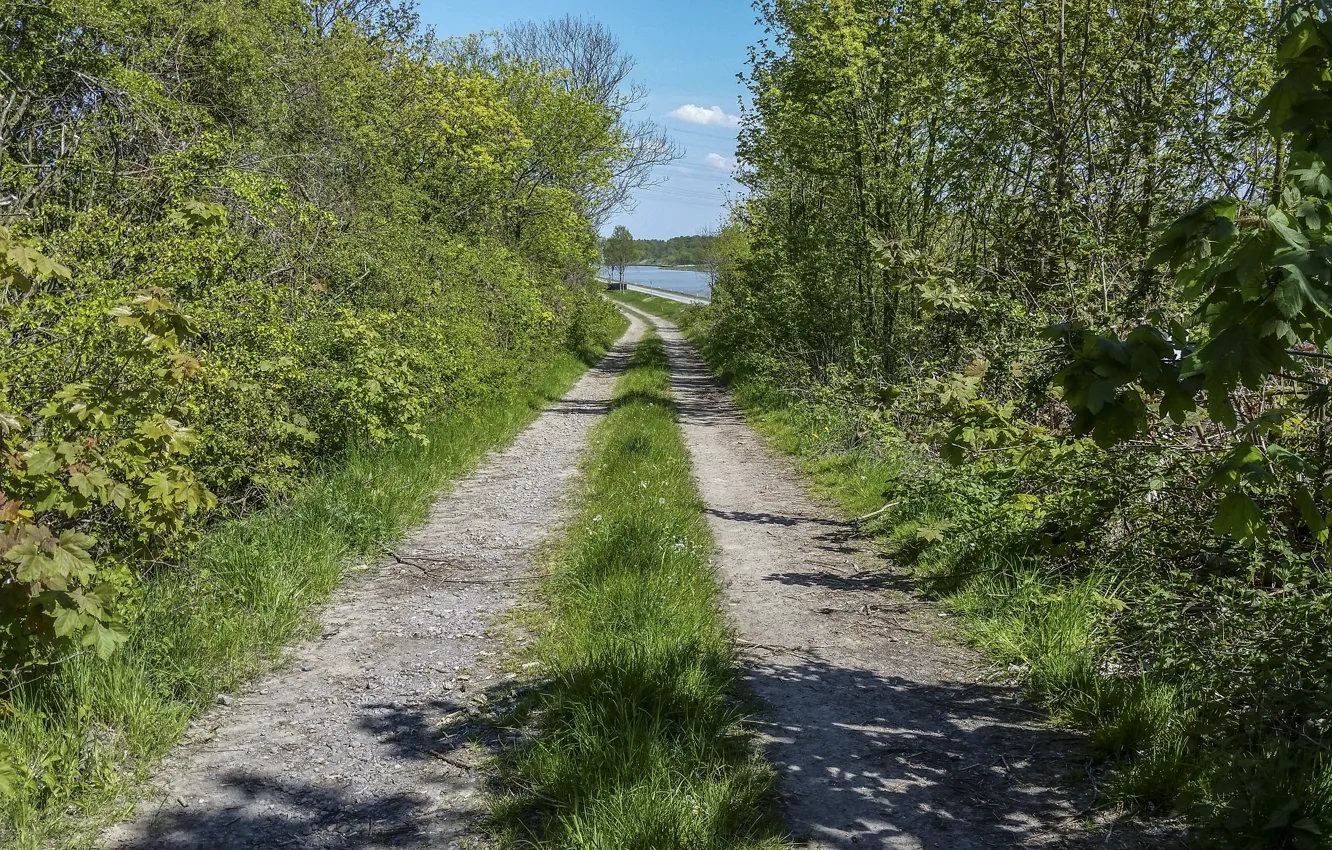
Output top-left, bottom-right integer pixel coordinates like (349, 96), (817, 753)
(661, 163), (737, 178)
(646, 186), (729, 200)
(666, 125), (742, 142)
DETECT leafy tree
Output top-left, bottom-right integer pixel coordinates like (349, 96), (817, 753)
(505, 16), (681, 226)
(627, 234), (718, 267)
(703, 0), (1332, 843)
(603, 225), (636, 282)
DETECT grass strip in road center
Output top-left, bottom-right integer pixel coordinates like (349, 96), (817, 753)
(493, 333), (786, 849)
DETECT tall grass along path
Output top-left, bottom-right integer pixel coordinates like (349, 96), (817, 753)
(100, 319), (647, 849)
(616, 300), (1160, 849)
(491, 330), (785, 848)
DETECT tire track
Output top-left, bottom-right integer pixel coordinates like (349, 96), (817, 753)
(622, 304), (1144, 850)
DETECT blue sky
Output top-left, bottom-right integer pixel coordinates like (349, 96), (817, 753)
(415, 1), (759, 239)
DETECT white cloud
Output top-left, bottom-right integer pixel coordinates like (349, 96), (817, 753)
(669, 104), (741, 128)
(705, 153), (736, 170)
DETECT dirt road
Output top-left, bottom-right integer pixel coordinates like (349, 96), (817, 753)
(102, 316), (646, 850)
(103, 301), (1149, 850)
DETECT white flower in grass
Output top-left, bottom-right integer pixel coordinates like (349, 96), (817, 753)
(593, 514), (603, 522)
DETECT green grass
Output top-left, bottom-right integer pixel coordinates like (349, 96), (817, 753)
(683, 320), (1332, 846)
(492, 333), (786, 850)
(686, 373), (1184, 756)
(703, 385), (1332, 844)
(0, 314), (627, 849)
(605, 289), (702, 326)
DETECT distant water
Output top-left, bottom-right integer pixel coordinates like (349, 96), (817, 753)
(600, 265), (711, 297)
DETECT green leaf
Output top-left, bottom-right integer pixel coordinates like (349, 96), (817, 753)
(1159, 385), (1196, 423)
(1293, 817), (1323, 836)
(24, 447), (60, 476)
(1296, 486), (1328, 541)
(68, 589), (105, 620)
(82, 622), (127, 659)
(1277, 19), (1326, 61)
(915, 519), (952, 544)
(0, 756), (22, 798)
(1267, 444), (1311, 475)
(1213, 491), (1265, 543)
(108, 483), (131, 509)
(51, 605), (84, 638)
(144, 471), (175, 503)
(1274, 266), (1313, 318)
(1265, 798), (1301, 830)
(1269, 216), (1309, 251)
(68, 471), (93, 497)
(1085, 379), (1117, 414)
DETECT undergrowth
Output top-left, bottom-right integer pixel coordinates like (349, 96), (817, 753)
(0, 312), (626, 848)
(492, 331), (785, 850)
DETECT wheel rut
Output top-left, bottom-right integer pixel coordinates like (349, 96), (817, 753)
(623, 304), (1144, 850)
(102, 314), (646, 850)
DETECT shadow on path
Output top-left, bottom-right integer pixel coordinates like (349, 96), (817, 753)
(706, 508), (847, 528)
(105, 319), (654, 850)
(739, 653), (1121, 849)
(111, 694), (510, 849)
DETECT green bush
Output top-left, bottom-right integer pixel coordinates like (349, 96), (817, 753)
(697, 2), (1332, 845)
(1, 0), (625, 672)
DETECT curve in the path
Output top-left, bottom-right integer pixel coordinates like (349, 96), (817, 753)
(598, 278), (711, 305)
(623, 283), (710, 305)
(102, 314), (647, 850)
(622, 304), (1128, 850)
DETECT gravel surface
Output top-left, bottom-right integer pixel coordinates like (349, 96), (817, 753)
(618, 304), (1157, 850)
(101, 315), (645, 850)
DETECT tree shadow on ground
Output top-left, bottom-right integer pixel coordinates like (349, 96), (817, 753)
(739, 652), (1179, 849)
(107, 693), (509, 850)
(542, 333), (639, 417)
(665, 338), (752, 427)
(762, 568), (912, 593)
(113, 769), (446, 849)
(112, 659), (1174, 850)
(706, 508), (847, 528)
(543, 394), (613, 416)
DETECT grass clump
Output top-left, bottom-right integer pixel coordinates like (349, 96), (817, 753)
(493, 333), (785, 850)
(0, 314), (626, 849)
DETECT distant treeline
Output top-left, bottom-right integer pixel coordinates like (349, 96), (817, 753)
(630, 235), (716, 267)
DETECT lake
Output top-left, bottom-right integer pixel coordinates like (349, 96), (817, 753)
(600, 265), (712, 297)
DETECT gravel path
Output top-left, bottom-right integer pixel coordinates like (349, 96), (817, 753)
(619, 304), (1148, 850)
(102, 315), (645, 850)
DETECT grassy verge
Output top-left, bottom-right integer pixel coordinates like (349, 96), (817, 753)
(605, 289), (703, 325)
(492, 332), (785, 850)
(671, 305), (1332, 847)
(1, 312), (628, 849)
